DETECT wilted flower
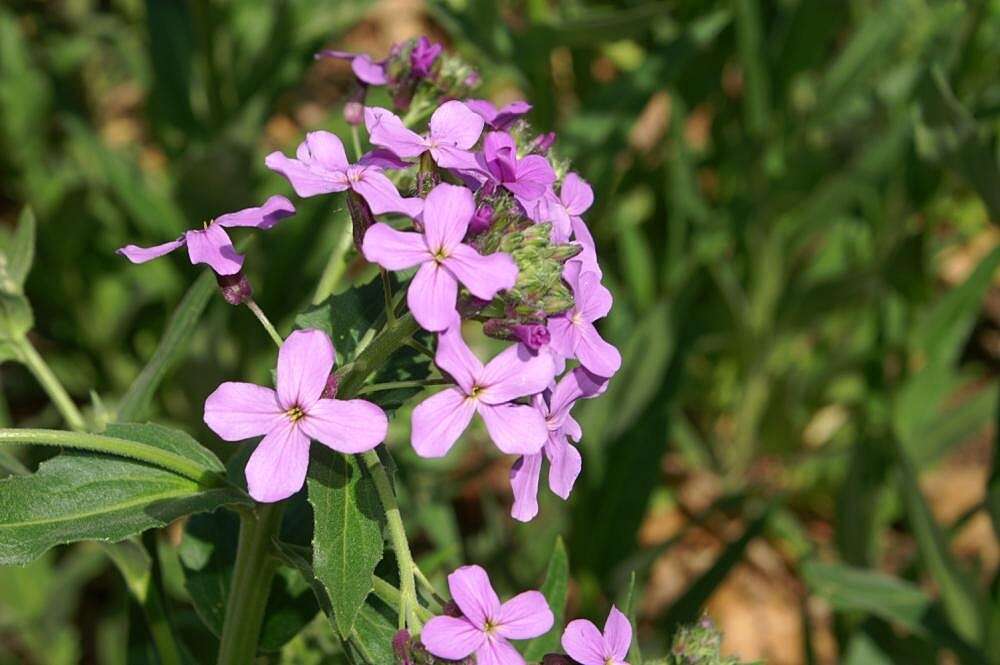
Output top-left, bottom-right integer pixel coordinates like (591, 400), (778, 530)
(561, 606), (632, 665)
(547, 261), (621, 378)
(117, 196), (295, 276)
(203, 329), (388, 502)
(365, 101), (484, 170)
(411, 325), (553, 457)
(422, 565), (553, 665)
(362, 183), (517, 331)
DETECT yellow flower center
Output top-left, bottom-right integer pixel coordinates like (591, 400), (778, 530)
(286, 406), (305, 423)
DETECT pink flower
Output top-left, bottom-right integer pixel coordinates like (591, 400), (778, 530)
(548, 261), (621, 378)
(411, 325), (554, 458)
(265, 131), (422, 217)
(540, 172), (594, 243)
(117, 195), (295, 276)
(465, 99), (532, 130)
(364, 101), (484, 170)
(203, 329), (388, 502)
(475, 131), (555, 204)
(510, 367), (607, 522)
(422, 565), (554, 665)
(362, 183), (518, 331)
(561, 606), (632, 665)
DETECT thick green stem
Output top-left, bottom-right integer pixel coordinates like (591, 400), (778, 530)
(15, 338), (86, 432)
(216, 503), (284, 665)
(245, 299), (284, 348)
(362, 449), (422, 631)
(337, 313), (420, 397)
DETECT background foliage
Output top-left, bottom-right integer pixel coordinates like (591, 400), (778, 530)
(1, 0), (999, 663)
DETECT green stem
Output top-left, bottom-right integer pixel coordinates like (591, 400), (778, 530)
(351, 125), (363, 161)
(0, 428), (219, 486)
(216, 503), (285, 665)
(413, 566), (447, 611)
(357, 378), (447, 395)
(362, 449), (422, 631)
(15, 338), (86, 432)
(246, 299), (284, 348)
(337, 313), (420, 397)
(312, 219), (355, 305)
(380, 268), (396, 322)
(372, 576), (434, 621)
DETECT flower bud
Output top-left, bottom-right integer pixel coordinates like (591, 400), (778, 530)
(392, 629), (412, 664)
(321, 373), (339, 399)
(344, 85), (366, 126)
(550, 243), (583, 262)
(418, 152), (440, 195)
(468, 204), (494, 235)
(346, 190), (376, 251)
(216, 271), (253, 306)
(410, 37), (442, 79)
(530, 131), (556, 155)
(512, 323), (550, 351)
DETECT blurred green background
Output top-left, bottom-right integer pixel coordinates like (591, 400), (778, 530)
(2, 0), (1000, 663)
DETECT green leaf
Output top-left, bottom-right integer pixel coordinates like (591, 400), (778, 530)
(117, 269), (217, 422)
(349, 603), (398, 665)
(0, 452), (249, 565)
(295, 274), (395, 364)
(0, 207), (35, 294)
(523, 537), (569, 660)
(104, 422), (226, 474)
(307, 447), (385, 638)
(0, 292), (33, 341)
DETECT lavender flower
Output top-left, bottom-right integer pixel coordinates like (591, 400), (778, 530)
(421, 565), (553, 665)
(547, 260), (621, 378)
(561, 606), (633, 665)
(409, 36), (443, 78)
(265, 131), (422, 217)
(117, 196), (295, 276)
(203, 329), (388, 502)
(364, 101), (484, 170)
(474, 131), (556, 206)
(362, 183), (517, 331)
(411, 325), (554, 457)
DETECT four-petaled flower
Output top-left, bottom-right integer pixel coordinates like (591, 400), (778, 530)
(547, 260), (621, 378)
(117, 196), (295, 276)
(422, 565), (553, 665)
(561, 605), (632, 665)
(411, 325), (554, 457)
(474, 131), (556, 209)
(203, 329), (388, 502)
(510, 367), (607, 522)
(362, 182), (517, 331)
(266, 131), (423, 217)
(365, 101), (485, 171)
(466, 99), (532, 130)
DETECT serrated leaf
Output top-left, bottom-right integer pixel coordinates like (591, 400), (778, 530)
(0, 207), (35, 294)
(0, 452), (249, 565)
(523, 537), (569, 660)
(307, 447), (385, 638)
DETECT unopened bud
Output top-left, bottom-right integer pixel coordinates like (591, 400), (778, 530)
(321, 373), (339, 399)
(469, 204), (494, 235)
(531, 131), (556, 155)
(418, 152), (440, 195)
(392, 629), (412, 664)
(464, 70), (481, 88)
(346, 190), (376, 251)
(216, 271), (253, 306)
(541, 288), (575, 315)
(550, 243), (583, 262)
(512, 323), (550, 351)
(344, 85), (366, 126)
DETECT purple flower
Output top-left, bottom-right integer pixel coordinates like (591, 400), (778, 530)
(411, 325), (554, 457)
(548, 261), (621, 378)
(561, 606), (632, 665)
(315, 50), (389, 86)
(510, 367), (607, 522)
(265, 131), (422, 217)
(474, 131), (555, 207)
(409, 36), (442, 78)
(117, 195), (295, 276)
(362, 183), (517, 331)
(541, 172), (594, 243)
(466, 99), (532, 130)
(512, 323), (550, 352)
(364, 101), (484, 170)
(203, 329), (388, 502)
(422, 565), (554, 665)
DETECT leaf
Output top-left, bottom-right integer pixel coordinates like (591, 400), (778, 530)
(144, 0), (197, 134)
(0, 207), (35, 294)
(523, 537), (569, 660)
(178, 510), (318, 652)
(349, 602), (398, 665)
(295, 274), (395, 364)
(116, 269), (216, 421)
(307, 447), (385, 638)
(0, 292), (33, 342)
(104, 422), (226, 475)
(0, 452), (249, 565)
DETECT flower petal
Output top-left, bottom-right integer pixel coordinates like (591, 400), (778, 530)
(300, 398), (387, 453)
(478, 403), (548, 455)
(185, 225), (244, 275)
(434, 325), (482, 394)
(571, 216), (602, 277)
(544, 433), (581, 500)
(478, 343), (554, 405)
(117, 237), (186, 264)
(476, 639), (526, 665)
(362, 223), (430, 270)
(203, 382), (284, 441)
(465, 99), (498, 123)
(350, 54), (388, 85)
(303, 131), (350, 171)
(214, 195), (296, 229)
(576, 323), (622, 378)
(358, 148), (411, 169)
(497, 590), (553, 639)
(429, 144), (480, 171)
(410, 388), (476, 458)
(509, 453), (542, 523)
(447, 565), (501, 627)
(265, 151), (344, 198)
(420, 616), (484, 660)
(442, 244), (518, 301)
(422, 183), (474, 253)
(429, 101), (484, 149)
(493, 100), (532, 129)
(603, 605), (633, 660)
(560, 172), (594, 216)
(549, 366), (608, 418)
(244, 422), (311, 503)
(546, 316), (579, 359)
(577, 270), (613, 321)
(481, 132), (517, 182)
(276, 329), (335, 410)
(407, 262), (459, 332)
(352, 169), (423, 217)
(365, 107), (427, 158)
(561, 619), (608, 665)
(505, 154), (555, 201)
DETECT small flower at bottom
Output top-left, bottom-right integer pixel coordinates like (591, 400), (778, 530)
(561, 605), (632, 665)
(421, 565), (553, 665)
(203, 329), (388, 502)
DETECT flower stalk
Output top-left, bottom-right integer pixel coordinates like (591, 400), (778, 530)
(15, 337), (87, 432)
